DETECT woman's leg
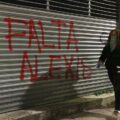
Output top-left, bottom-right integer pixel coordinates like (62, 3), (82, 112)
(113, 73), (120, 110)
(108, 70), (120, 111)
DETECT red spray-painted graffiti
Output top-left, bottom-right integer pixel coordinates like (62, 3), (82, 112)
(3, 17), (92, 81)
(20, 53), (91, 81)
(4, 18), (78, 52)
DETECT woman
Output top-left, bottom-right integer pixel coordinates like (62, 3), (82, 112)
(97, 29), (120, 117)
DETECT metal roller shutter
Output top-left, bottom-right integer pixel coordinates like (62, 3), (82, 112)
(0, 1), (117, 113)
(91, 0), (117, 19)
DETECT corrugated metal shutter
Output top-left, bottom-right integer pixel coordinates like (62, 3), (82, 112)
(0, 0), (117, 19)
(0, 0), (47, 9)
(91, 0), (117, 19)
(0, 1), (117, 113)
(50, 0), (89, 16)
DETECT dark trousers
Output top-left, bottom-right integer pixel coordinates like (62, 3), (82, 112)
(108, 69), (120, 110)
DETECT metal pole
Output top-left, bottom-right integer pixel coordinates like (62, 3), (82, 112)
(117, 0), (120, 29)
(47, 0), (50, 10)
(88, 0), (91, 16)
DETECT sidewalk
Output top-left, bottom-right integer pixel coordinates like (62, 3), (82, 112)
(0, 93), (115, 120)
(60, 108), (116, 120)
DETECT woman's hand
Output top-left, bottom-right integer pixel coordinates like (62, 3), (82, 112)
(96, 60), (103, 68)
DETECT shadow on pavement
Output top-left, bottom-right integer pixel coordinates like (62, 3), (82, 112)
(60, 108), (116, 120)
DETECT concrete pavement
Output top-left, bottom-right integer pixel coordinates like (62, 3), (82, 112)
(60, 108), (116, 120)
(0, 93), (115, 120)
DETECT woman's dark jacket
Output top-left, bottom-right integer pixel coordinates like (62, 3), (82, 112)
(99, 43), (120, 70)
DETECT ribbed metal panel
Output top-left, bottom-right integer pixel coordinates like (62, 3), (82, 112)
(91, 0), (117, 19)
(0, 0), (117, 19)
(0, 0), (47, 9)
(50, 0), (89, 16)
(0, 3), (116, 113)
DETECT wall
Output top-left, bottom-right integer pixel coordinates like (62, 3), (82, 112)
(0, 3), (116, 113)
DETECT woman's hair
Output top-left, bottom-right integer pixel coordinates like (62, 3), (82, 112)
(108, 29), (120, 48)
